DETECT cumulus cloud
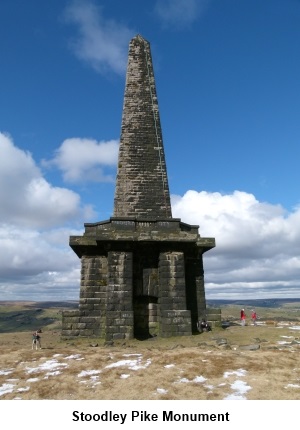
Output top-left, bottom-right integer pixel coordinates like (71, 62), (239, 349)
(172, 190), (300, 299)
(63, 0), (134, 75)
(0, 223), (82, 301)
(0, 132), (95, 300)
(1, 130), (299, 300)
(45, 137), (119, 183)
(0, 225), (80, 280)
(154, 0), (209, 29)
(0, 132), (94, 228)
(0, 265), (80, 302)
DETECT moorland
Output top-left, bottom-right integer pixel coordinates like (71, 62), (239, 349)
(0, 299), (299, 400)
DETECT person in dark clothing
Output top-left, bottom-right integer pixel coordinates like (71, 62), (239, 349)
(32, 329), (42, 349)
(197, 319), (211, 333)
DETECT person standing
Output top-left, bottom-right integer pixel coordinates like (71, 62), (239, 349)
(32, 329), (42, 349)
(240, 309), (246, 326)
(251, 309), (257, 325)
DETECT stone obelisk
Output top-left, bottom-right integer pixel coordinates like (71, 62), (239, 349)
(114, 35), (172, 219)
(62, 35), (217, 341)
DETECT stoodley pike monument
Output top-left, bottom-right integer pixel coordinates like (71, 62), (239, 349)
(62, 35), (216, 341)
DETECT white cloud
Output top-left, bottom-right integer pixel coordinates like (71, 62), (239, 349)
(45, 137), (119, 183)
(0, 225), (80, 279)
(154, 0), (209, 29)
(0, 132), (94, 228)
(172, 190), (300, 299)
(0, 264), (80, 301)
(0, 223), (82, 301)
(0, 132), (95, 300)
(63, 0), (134, 75)
(1, 130), (299, 301)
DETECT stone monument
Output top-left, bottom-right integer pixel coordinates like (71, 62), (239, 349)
(62, 35), (216, 340)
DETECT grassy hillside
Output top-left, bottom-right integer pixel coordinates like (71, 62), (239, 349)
(0, 300), (300, 400)
(0, 299), (299, 334)
(0, 301), (77, 333)
(208, 300), (300, 323)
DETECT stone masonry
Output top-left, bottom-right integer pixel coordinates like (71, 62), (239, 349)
(114, 36), (171, 219)
(62, 35), (216, 340)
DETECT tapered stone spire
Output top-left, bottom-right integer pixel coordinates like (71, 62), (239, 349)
(113, 35), (172, 219)
(62, 35), (218, 342)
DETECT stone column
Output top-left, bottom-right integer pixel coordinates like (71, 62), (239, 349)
(105, 251), (134, 340)
(79, 255), (108, 337)
(158, 251), (192, 337)
(185, 256), (206, 332)
(62, 255), (108, 338)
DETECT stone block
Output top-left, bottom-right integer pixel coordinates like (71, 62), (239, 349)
(62, 310), (80, 317)
(87, 310), (101, 316)
(61, 329), (80, 336)
(61, 323), (72, 330)
(72, 323), (87, 329)
(79, 329), (94, 336)
(79, 304), (94, 311)
(161, 310), (191, 318)
(86, 298), (101, 304)
(80, 316), (100, 323)
(206, 308), (221, 315)
(112, 333), (126, 340)
(62, 317), (80, 324)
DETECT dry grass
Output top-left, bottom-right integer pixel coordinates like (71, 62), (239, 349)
(1, 322), (300, 400)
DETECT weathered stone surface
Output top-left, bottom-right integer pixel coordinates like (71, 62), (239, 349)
(62, 35), (216, 341)
(239, 344), (261, 351)
(114, 36), (171, 219)
(215, 338), (228, 346)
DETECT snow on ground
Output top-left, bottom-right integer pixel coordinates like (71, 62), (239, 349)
(1, 322), (300, 399)
(0, 352), (251, 400)
(224, 380), (252, 400)
(105, 356), (151, 370)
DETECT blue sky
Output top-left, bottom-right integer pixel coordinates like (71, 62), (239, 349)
(1, 0), (300, 301)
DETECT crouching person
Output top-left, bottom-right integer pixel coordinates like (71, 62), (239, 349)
(197, 319), (211, 333)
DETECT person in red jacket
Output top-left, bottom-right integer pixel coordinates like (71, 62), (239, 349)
(240, 309), (246, 326)
(251, 309), (257, 325)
